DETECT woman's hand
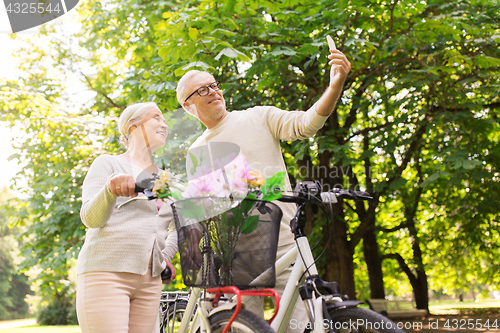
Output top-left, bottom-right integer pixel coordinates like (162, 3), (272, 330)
(108, 174), (138, 198)
(162, 260), (176, 284)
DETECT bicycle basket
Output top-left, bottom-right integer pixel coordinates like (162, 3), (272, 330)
(171, 197), (282, 289)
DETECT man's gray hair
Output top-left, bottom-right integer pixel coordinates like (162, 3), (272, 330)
(176, 70), (214, 114)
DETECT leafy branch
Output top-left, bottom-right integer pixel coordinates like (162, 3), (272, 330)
(80, 72), (126, 110)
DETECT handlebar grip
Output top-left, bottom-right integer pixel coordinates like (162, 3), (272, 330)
(351, 190), (372, 199)
(161, 266), (172, 281)
(328, 189), (373, 200)
(135, 176), (157, 195)
(134, 184), (145, 193)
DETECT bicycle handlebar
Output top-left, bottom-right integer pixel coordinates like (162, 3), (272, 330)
(134, 176), (373, 204)
(329, 188), (373, 201)
(161, 266), (172, 281)
(131, 178), (372, 281)
(134, 176), (158, 199)
(277, 187), (373, 205)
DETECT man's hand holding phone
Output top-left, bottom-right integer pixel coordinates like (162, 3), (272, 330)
(326, 35), (350, 89)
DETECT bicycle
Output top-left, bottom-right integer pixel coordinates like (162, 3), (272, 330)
(169, 181), (405, 333)
(122, 177), (280, 333)
(159, 291), (191, 333)
(123, 177), (405, 333)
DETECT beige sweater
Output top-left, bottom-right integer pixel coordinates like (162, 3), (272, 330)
(77, 154), (178, 277)
(190, 105), (329, 246)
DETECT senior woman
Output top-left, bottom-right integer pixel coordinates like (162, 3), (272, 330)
(76, 102), (178, 333)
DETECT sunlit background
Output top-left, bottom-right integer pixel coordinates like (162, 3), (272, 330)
(0, 2), (85, 191)
(1, 2), (37, 190)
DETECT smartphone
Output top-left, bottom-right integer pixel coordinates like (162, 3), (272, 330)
(326, 35), (336, 50)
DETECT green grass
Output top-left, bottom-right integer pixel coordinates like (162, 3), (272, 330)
(0, 325), (80, 333)
(430, 299), (500, 307)
(429, 299), (500, 315)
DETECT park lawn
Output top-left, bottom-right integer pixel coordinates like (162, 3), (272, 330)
(430, 299), (500, 315)
(0, 319), (36, 326)
(430, 299), (500, 308)
(0, 325), (80, 333)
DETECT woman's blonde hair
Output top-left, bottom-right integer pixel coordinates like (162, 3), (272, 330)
(118, 102), (160, 147)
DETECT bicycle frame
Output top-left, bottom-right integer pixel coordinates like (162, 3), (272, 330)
(168, 184), (375, 333)
(270, 238), (314, 333)
(174, 235), (327, 333)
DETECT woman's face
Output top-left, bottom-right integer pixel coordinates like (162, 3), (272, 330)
(131, 107), (168, 150)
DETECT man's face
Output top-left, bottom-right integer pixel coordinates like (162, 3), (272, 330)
(183, 72), (226, 121)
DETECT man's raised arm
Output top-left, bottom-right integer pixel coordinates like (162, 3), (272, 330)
(309, 47), (351, 117)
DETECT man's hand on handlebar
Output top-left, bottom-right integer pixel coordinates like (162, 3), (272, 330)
(109, 174), (139, 198)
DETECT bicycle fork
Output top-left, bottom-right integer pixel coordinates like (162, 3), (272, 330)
(299, 279), (344, 333)
(279, 236), (358, 333)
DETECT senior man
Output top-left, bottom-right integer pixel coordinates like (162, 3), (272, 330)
(176, 45), (350, 332)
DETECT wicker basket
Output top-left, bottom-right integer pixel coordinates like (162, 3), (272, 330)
(171, 197), (282, 289)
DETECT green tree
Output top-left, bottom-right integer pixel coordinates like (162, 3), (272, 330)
(2, 0), (499, 314)
(145, 0), (500, 303)
(0, 188), (31, 320)
(0, 75), (115, 323)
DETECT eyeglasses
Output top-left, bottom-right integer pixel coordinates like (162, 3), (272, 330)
(184, 81), (221, 102)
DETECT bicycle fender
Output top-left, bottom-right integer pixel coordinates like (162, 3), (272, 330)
(190, 303), (243, 333)
(207, 301), (242, 316)
(326, 300), (364, 310)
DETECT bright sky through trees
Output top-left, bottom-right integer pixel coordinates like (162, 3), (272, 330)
(0, 4), (35, 189)
(0, 14), (23, 188)
(0, 4), (84, 189)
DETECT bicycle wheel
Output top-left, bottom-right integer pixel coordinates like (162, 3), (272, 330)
(162, 301), (188, 333)
(208, 308), (274, 333)
(327, 307), (405, 333)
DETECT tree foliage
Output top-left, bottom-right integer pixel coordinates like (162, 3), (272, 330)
(0, 188), (31, 320)
(0, 0), (499, 317)
(0, 74), (116, 322)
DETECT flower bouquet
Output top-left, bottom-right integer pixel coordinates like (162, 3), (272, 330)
(151, 169), (184, 200)
(117, 169), (183, 209)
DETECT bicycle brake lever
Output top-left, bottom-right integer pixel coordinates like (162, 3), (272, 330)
(135, 175), (157, 193)
(350, 190), (373, 200)
(117, 196), (149, 209)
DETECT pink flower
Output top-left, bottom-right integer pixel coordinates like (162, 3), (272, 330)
(229, 178), (248, 197)
(207, 170), (231, 197)
(225, 154), (251, 180)
(181, 174), (212, 198)
(182, 154), (254, 199)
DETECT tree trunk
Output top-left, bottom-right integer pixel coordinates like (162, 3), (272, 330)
(363, 225), (386, 299)
(407, 223), (429, 311)
(325, 202), (356, 299)
(413, 267), (429, 310)
(305, 144), (357, 299)
(384, 253), (428, 312)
